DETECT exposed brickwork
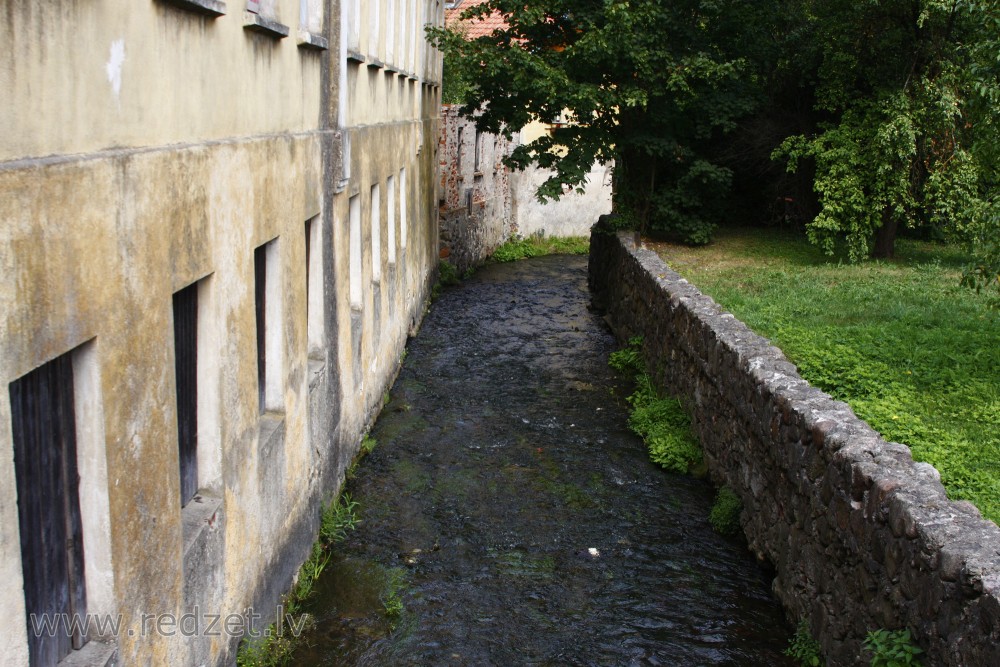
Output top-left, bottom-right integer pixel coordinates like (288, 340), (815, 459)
(439, 106), (516, 273)
(589, 218), (1000, 666)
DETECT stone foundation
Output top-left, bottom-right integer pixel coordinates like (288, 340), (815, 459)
(589, 219), (1000, 666)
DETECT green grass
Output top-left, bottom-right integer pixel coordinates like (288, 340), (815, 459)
(490, 234), (590, 262)
(652, 227), (1000, 524)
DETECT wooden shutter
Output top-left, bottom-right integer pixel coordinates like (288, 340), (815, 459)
(173, 283), (199, 506)
(10, 354), (88, 667)
(254, 244), (267, 411)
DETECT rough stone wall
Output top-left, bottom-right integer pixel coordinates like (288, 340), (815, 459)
(438, 105), (516, 274)
(589, 221), (1000, 666)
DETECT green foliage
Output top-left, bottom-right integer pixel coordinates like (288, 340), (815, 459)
(864, 628), (924, 667)
(237, 493), (352, 666)
(610, 338), (702, 474)
(772, 0), (1000, 261)
(431, 259), (461, 301)
(236, 634), (297, 667)
(657, 228), (1000, 524)
(428, 0), (765, 239)
(361, 434), (378, 456)
(490, 234), (589, 262)
(708, 486), (742, 537)
(380, 567), (408, 625)
(608, 336), (645, 375)
(320, 493), (359, 545)
(438, 259), (460, 286)
(784, 619), (823, 667)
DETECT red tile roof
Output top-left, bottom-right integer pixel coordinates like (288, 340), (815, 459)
(445, 0), (508, 39)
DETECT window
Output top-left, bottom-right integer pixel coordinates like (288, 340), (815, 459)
(349, 195), (362, 308)
(474, 129), (482, 172)
(371, 184), (382, 282)
(306, 217), (324, 353)
(387, 175), (397, 265)
(254, 239), (283, 412)
(457, 127), (464, 172)
(10, 354), (88, 666)
(399, 167), (408, 249)
(173, 281), (199, 507)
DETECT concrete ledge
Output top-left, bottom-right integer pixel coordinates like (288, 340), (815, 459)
(347, 49), (366, 63)
(296, 30), (328, 51)
(158, 0), (226, 17)
(243, 12), (289, 38)
(181, 492), (223, 560)
(58, 640), (117, 667)
(588, 219), (1000, 666)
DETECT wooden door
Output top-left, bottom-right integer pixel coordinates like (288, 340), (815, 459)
(10, 354), (87, 667)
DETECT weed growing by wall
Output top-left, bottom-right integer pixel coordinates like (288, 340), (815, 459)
(864, 629), (924, 666)
(708, 487), (742, 537)
(784, 620), (823, 666)
(609, 338), (702, 474)
(236, 492), (360, 666)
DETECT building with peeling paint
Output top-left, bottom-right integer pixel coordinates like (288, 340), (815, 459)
(0, 1), (442, 665)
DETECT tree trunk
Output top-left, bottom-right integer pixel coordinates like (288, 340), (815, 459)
(872, 212), (898, 259)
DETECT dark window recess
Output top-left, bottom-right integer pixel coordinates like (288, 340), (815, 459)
(10, 354), (88, 667)
(474, 130), (482, 171)
(254, 244), (267, 411)
(456, 127), (464, 172)
(305, 220), (312, 305)
(173, 283), (199, 506)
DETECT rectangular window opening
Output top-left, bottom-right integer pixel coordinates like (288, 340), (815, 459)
(349, 195), (362, 308)
(306, 216), (324, 354)
(387, 176), (397, 265)
(400, 167), (408, 249)
(371, 184), (382, 282)
(254, 239), (284, 413)
(173, 282), (200, 507)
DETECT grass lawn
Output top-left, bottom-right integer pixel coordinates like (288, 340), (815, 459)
(648, 227), (1000, 525)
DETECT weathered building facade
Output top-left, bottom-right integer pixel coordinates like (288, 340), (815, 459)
(0, 1), (442, 665)
(438, 0), (612, 270)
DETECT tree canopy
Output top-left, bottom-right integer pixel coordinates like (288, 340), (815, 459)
(432, 0), (1000, 293)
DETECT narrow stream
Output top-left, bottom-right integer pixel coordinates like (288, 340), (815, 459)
(294, 254), (793, 665)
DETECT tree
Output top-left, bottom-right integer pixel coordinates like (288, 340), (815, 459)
(774, 0), (1000, 261)
(430, 0), (765, 244)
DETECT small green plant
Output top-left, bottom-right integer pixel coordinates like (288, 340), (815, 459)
(236, 633), (297, 667)
(361, 434), (378, 456)
(381, 567), (408, 626)
(320, 493), (359, 544)
(608, 336), (645, 375)
(708, 486), (742, 537)
(610, 339), (702, 474)
(864, 628), (923, 667)
(784, 619), (823, 667)
(438, 259), (459, 285)
(431, 259), (461, 300)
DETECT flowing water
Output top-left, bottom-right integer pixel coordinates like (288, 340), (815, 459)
(293, 255), (793, 665)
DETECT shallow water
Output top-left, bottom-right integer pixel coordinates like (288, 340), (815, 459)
(293, 255), (793, 665)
